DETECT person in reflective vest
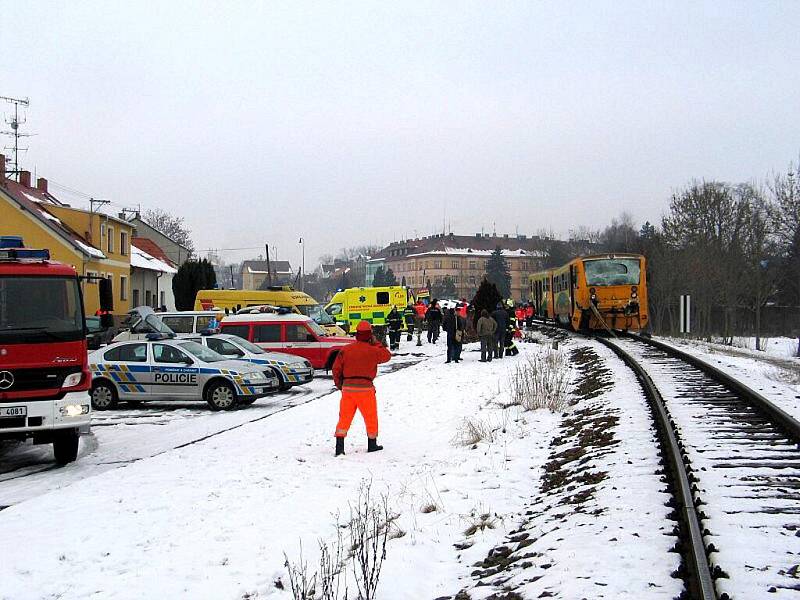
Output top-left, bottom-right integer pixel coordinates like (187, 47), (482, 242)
(332, 321), (392, 456)
(403, 303), (416, 341)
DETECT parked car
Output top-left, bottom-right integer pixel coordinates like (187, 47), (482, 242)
(85, 315), (117, 350)
(219, 314), (354, 370)
(88, 337), (279, 411)
(191, 333), (314, 391)
(112, 306), (177, 342)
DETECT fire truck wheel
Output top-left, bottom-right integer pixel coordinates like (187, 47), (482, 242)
(91, 381), (118, 410)
(206, 380), (237, 411)
(53, 430), (79, 465)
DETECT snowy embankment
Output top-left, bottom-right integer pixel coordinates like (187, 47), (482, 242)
(0, 336), (678, 599)
(657, 336), (800, 421)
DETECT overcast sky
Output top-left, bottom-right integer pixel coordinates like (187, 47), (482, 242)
(3, 1), (799, 269)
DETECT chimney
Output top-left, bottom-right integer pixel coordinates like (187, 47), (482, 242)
(0, 154), (5, 179)
(36, 177), (48, 193)
(19, 170), (31, 187)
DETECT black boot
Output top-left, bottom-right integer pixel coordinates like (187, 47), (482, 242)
(367, 438), (383, 453)
(335, 437), (345, 456)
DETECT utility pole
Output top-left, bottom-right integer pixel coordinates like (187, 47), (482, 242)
(87, 197), (110, 245)
(265, 244), (272, 287)
(298, 237), (305, 291)
(229, 264), (235, 289)
(1, 95), (33, 181)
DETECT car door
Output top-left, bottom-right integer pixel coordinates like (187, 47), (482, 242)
(284, 323), (321, 365)
(101, 342), (152, 400)
(253, 323), (284, 353)
(151, 343), (199, 399)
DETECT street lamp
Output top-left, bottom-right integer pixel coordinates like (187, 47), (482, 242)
(298, 237), (305, 291)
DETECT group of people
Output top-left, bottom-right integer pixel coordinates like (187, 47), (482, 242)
(476, 300), (521, 362)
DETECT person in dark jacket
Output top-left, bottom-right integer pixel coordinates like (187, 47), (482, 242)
(386, 306), (403, 350)
(425, 300), (443, 343)
(476, 309), (497, 362)
(504, 305), (520, 356)
(442, 308), (466, 363)
(491, 302), (508, 359)
(403, 303), (416, 341)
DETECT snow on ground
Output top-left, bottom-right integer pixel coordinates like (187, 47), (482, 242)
(657, 335), (800, 422)
(0, 336), (679, 600)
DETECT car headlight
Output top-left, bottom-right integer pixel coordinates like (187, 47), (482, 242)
(247, 371), (265, 380)
(62, 372), (84, 388)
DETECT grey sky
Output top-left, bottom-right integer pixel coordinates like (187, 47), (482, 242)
(3, 1), (799, 269)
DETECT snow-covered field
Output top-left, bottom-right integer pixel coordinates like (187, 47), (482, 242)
(0, 334), (710, 599)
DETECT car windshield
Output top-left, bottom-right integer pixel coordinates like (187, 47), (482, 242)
(0, 275), (84, 343)
(297, 303), (335, 325)
(584, 258), (641, 286)
(325, 303), (342, 316)
(306, 319), (328, 337)
(178, 341), (226, 362)
(225, 335), (265, 355)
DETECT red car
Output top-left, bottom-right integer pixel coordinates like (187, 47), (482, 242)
(219, 314), (353, 370)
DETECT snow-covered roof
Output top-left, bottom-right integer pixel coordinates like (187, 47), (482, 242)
(131, 244), (177, 274)
(405, 247), (547, 259)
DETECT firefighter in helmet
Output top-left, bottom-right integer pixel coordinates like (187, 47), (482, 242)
(332, 321), (392, 456)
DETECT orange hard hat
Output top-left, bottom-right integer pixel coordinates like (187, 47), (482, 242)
(356, 320), (373, 334)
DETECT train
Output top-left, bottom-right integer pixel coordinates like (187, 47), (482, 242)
(529, 253), (649, 332)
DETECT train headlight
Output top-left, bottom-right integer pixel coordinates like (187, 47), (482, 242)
(631, 291), (638, 299)
(589, 288), (596, 295)
(631, 286), (638, 293)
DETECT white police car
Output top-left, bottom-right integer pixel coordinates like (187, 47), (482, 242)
(191, 333), (314, 391)
(88, 337), (279, 411)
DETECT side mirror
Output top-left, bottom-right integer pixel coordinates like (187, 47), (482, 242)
(182, 357), (194, 365)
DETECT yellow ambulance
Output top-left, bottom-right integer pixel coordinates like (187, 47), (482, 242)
(324, 286), (415, 332)
(193, 287), (346, 335)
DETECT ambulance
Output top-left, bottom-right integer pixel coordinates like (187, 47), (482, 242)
(325, 286), (415, 333)
(193, 287), (345, 336)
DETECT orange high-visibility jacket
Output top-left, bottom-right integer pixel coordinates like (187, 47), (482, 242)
(332, 340), (392, 389)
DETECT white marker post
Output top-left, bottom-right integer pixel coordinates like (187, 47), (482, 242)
(679, 294), (691, 335)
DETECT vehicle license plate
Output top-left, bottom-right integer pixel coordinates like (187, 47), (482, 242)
(0, 406), (27, 418)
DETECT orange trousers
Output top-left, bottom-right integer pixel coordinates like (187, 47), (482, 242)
(335, 385), (378, 439)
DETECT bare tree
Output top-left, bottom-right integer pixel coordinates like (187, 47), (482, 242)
(768, 158), (800, 305)
(141, 208), (195, 254)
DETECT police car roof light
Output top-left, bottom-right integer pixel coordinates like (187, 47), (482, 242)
(145, 332), (175, 341)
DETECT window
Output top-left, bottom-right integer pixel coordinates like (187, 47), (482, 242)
(100, 223), (106, 240)
(521, 261), (529, 271)
(85, 270), (98, 284)
(254, 324), (281, 343)
(120, 231), (128, 256)
(120, 275), (128, 301)
(107, 226), (115, 253)
(145, 290), (152, 307)
(469, 275), (476, 285)
(469, 261), (477, 270)
(196, 316), (214, 331)
(376, 291), (390, 304)
(160, 291), (166, 308)
(206, 338), (243, 357)
(286, 324), (313, 342)
(106, 274), (113, 299)
(132, 289), (140, 307)
(434, 260), (442, 269)
(153, 344), (191, 364)
(452, 276), (459, 283)
(161, 316), (194, 333)
(221, 324), (250, 339)
(451, 261), (459, 269)
(104, 343), (148, 362)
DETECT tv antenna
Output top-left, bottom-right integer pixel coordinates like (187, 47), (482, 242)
(1, 95), (34, 181)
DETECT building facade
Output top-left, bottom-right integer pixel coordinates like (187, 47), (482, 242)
(241, 260), (293, 290)
(127, 217), (192, 266)
(375, 233), (554, 302)
(0, 165), (133, 315)
(130, 238), (177, 310)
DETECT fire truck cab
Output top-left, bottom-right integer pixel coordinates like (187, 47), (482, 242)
(0, 236), (92, 465)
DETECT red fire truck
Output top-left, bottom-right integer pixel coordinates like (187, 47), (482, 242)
(0, 236), (92, 464)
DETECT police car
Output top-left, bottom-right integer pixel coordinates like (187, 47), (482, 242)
(190, 333), (314, 391)
(88, 337), (279, 411)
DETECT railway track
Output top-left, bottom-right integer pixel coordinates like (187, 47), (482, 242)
(598, 333), (800, 599)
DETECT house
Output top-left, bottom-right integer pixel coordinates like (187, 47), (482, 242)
(0, 159), (133, 315)
(240, 260), (293, 290)
(130, 238), (177, 310)
(127, 216), (191, 266)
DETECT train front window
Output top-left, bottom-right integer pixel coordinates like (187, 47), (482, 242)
(584, 258), (641, 286)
